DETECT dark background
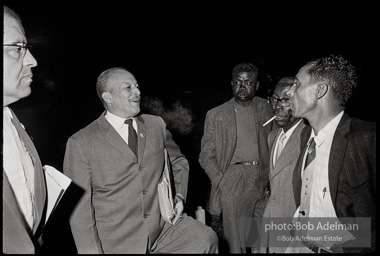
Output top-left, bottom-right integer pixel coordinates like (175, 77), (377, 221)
(3, 0), (377, 253)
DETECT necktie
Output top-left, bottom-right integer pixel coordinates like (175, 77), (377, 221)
(275, 133), (286, 165)
(304, 137), (316, 170)
(125, 119), (138, 157)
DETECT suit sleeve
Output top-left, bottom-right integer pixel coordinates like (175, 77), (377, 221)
(161, 119), (190, 202)
(63, 137), (104, 254)
(199, 111), (224, 187)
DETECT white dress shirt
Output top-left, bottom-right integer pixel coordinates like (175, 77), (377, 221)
(3, 107), (35, 231)
(105, 111), (137, 145)
(273, 119), (302, 167)
(293, 111), (354, 249)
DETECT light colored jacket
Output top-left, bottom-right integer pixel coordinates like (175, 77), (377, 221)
(63, 112), (189, 253)
(199, 97), (274, 215)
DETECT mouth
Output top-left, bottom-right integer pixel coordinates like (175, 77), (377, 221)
(130, 97), (140, 104)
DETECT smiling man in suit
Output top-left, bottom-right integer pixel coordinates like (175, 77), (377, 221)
(285, 55), (376, 253)
(63, 67), (218, 254)
(3, 5), (48, 254)
(260, 77), (306, 253)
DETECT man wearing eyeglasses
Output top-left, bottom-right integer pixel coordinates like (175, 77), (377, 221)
(259, 77), (306, 253)
(3, 5), (46, 254)
(199, 63), (274, 253)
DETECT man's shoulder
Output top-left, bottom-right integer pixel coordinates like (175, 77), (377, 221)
(211, 99), (233, 110)
(347, 117), (376, 141)
(207, 99), (234, 115)
(69, 116), (103, 140)
(138, 113), (165, 126)
(349, 117), (376, 131)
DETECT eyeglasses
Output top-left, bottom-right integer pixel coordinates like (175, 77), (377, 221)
(268, 96), (290, 107)
(232, 79), (255, 87)
(3, 42), (32, 60)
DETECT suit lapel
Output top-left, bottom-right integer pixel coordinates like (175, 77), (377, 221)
(98, 113), (137, 160)
(3, 171), (30, 233)
(10, 110), (46, 235)
(252, 98), (262, 139)
(328, 113), (350, 207)
(136, 116), (147, 165)
(293, 125), (311, 208)
(220, 100), (237, 168)
(269, 129), (281, 171)
(272, 122), (305, 178)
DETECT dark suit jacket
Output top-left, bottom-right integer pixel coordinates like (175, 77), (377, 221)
(293, 113), (376, 253)
(3, 109), (47, 254)
(199, 97), (274, 215)
(63, 112), (189, 253)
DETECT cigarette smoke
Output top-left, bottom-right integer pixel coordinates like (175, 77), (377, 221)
(142, 96), (194, 135)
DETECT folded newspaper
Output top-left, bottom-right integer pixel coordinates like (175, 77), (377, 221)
(43, 165), (72, 224)
(157, 148), (176, 224)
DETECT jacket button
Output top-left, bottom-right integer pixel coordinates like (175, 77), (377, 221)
(142, 190), (148, 195)
(144, 213), (150, 218)
(272, 196), (276, 200)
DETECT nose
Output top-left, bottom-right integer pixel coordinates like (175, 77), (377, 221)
(275, 102), (283, 109)
(133, 86), (141, 96)
(23, 49), (37, 67)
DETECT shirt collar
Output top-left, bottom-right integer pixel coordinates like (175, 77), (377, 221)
(234, 98), (254, 111)
(281, 119), (302, 138)
(310, 111), (344, 147)
(105, 111), (133, 131)
(3, 107), (13, 119)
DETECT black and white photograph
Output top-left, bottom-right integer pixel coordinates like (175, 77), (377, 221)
(3, 1), (376, 254)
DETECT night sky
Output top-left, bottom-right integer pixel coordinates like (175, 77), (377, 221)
(3, 1), (377, 251)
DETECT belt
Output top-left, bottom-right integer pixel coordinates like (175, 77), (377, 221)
(231, 161), (259, 166)
(302, 241), (332, 253)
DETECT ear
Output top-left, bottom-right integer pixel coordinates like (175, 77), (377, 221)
(316, 83), (328, 99)
(102, 92), (112, 103)
(255, 81), (260, 91)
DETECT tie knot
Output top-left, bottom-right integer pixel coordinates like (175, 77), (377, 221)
(125, 119), (133, 125)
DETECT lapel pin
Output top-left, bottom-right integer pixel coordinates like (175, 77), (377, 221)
(140, 133), (144, 138)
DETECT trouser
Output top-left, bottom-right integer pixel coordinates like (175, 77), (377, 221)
(150, 213), (219, 253)
(219, 164), (266, 253)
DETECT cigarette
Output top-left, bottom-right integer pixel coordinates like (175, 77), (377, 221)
(263, 116), (276, 126)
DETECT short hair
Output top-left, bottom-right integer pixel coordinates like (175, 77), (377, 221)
(96, 67), (127, 103)
(275, 76), (297, 90)
(4, 5), (22, 24)
(232, 63), (259, 79)
(307, 55), (357, 105)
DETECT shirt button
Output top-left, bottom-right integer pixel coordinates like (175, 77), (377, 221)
(272, 196), (276, 200)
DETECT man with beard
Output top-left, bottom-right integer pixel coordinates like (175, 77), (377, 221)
(199, 63), (274, 253)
